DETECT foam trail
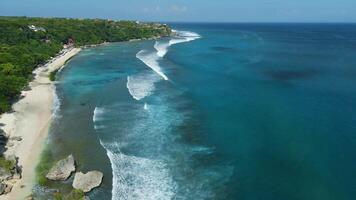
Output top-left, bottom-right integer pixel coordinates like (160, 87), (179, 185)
(136, 50), (168, 80)
(144, 103), (148, 110)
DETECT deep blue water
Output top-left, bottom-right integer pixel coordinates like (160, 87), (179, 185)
(50, 23), (356, 200)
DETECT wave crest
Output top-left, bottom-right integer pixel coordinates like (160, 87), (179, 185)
(136, 50), (169, 81)
(126, 73), (158, 101)
(103, 141), (176, 200)
(136, 30), (201, 83)
(169, 30), (201, 46)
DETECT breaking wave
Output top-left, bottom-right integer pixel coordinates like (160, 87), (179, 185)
(126, 73), (158, 101)
(169, 30), (201, 46)
(101, 141), (176, 200)
(93, 105), (177, 200)
(154, 41), (170, 58)
(136, 30), (201, 82)
(93, 100), (232, 200)
(136, 50), (169, 81)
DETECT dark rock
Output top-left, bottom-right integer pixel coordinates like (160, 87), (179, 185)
(10, 136), (22, 141)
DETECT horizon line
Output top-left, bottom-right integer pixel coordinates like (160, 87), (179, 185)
(1, 15), (356, 24)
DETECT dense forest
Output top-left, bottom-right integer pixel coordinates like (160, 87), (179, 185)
(0, 16), (171, 113)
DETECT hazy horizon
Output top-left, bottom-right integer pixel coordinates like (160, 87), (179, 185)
(1, 0), (356, 23)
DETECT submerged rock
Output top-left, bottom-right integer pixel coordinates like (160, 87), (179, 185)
(46, 155), (75, 181)
(72, 171), (103, 192)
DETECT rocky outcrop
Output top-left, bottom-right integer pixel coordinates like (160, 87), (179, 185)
(0, 168), (12, 182)
(0, 156), (20, 181)
(0, 183), (13, 195)
(72, 171), (103, 192)
(0, 128), (7, 154)
(46, 155), (75, 181)
(0, 156), (22, 196)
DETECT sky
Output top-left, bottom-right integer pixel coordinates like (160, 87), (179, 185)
(0, 0), (356, 22)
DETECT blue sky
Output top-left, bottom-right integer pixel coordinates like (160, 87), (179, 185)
(1, 0), (355, 22)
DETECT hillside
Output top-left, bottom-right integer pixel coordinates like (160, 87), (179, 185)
(0, 16), (171, 113)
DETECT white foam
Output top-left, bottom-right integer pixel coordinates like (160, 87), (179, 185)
(169, 30), (201, 46)
(101, 141), (175, 200)
(93, 107), (105, 123)
(154, 41), (169, 57)
(126, 74), (157, 101)
(154, 30), (201, 57)
(52, 86), (61, 119)
(144, 103), (148, 110)
(136, 50), (169, 81)
(136, 30), (200, 82)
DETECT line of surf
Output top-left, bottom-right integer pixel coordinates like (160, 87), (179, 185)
(93, 107), (175, 200)
(136, 50), (168, 81)
(154, 30), (201, 58)
(129, 30), (201, 101)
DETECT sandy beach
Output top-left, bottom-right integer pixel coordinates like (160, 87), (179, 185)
(0, 48), (81, 200)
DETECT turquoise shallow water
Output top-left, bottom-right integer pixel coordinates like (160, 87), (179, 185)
(50, 23), (356, 200)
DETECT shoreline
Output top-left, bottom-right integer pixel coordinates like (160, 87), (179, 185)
(0, 48), (81, 199)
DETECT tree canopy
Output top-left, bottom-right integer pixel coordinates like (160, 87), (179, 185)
(0, 16), (171, 113)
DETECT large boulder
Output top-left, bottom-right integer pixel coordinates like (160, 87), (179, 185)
(3, 184), (12, 194)
(46, 155), (75, 181)
(72, 171), (103, 192)
(0, 183), (13, 195)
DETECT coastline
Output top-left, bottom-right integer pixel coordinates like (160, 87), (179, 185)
(0, 48), (81, 199)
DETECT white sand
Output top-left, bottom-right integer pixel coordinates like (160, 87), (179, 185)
(0, 48), (81, 200)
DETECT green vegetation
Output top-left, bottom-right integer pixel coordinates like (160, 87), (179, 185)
(36, 147), (54, 186)
(54, 189), (85, 200)
(0, 156), (15, 172)
(49, 69), (59, 81)
(0, 16), (171, 113)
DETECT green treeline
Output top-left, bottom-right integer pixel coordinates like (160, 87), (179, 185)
(0, 16), (171, 113)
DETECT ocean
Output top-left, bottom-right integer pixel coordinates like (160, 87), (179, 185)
(48, 23), (356, 200)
